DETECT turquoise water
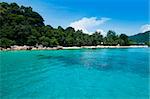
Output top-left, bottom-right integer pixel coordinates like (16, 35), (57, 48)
(0, 48), (149, 99)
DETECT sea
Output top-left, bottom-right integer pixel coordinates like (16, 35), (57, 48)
(0, 48), (149, 99)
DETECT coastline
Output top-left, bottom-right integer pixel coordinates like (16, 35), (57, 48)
(0, 45), (148, 51)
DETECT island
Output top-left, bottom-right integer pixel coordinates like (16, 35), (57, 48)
(0, 2), (149, 51)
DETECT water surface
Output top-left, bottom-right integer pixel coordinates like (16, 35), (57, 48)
(0, 48), (149, 99)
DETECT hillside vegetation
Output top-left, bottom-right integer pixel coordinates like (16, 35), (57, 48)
(0, 2), (148, 48)
(129, 31), (150, 44)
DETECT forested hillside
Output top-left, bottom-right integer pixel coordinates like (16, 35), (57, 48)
(129, 31), (150, 44)
(0, 2), (143, 48)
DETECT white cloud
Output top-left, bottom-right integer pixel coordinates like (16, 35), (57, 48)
(69, 17), (110, 34)
(140, 24), (150, 32)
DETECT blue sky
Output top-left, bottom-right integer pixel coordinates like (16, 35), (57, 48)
(1, 0), (150, 35)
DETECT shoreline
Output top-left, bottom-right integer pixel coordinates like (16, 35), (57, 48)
(0, 45), (149, 51)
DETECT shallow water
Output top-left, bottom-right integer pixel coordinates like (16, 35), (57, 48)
(0, 48), (149, 99)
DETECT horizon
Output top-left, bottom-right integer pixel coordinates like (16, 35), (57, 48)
(1, 0), (150, 36)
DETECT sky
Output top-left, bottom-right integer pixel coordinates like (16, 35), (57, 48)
(1, 0), (150, 35)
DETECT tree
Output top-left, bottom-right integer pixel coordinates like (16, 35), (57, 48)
(65, 27), (75, 33)
(50, 37), (59, 47)
(0, 38), (15, 48)
(119, 34), (129, 45)
(145, 41), (150, 46)
(39, 36), (51, 46)
(91, 31), (103, 45)
(105, 30), (118, 45)
(0, 2), (133, 48)
(27, 35), (37, 46)
(58, 26), (64, 32)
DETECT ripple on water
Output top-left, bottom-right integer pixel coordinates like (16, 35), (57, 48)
(0, 48), (149, 98)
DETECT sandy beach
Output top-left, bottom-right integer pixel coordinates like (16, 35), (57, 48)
(0, 45), (148, 51)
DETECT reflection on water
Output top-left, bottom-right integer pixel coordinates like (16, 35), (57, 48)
(0, 48), (149, 98)
(36, 48), (149, 77)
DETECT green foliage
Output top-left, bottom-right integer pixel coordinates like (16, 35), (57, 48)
(128, 40), (137, 45)
(50, 37), (59, 47)
(145, 41), (150, 46)
(119, 34), (129, 45)
(129, 31), (150, 44)
(39, 36), (51, 46)
(27, 35), (37, 46)
(0, 2), (134, 48)
(0, 38), (15, 48)
(104, 30), (118, 45)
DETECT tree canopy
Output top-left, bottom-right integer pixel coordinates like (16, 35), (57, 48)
(0, 2), (139, 48)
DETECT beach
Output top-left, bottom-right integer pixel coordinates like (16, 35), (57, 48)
(0, 45), (148, 51)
